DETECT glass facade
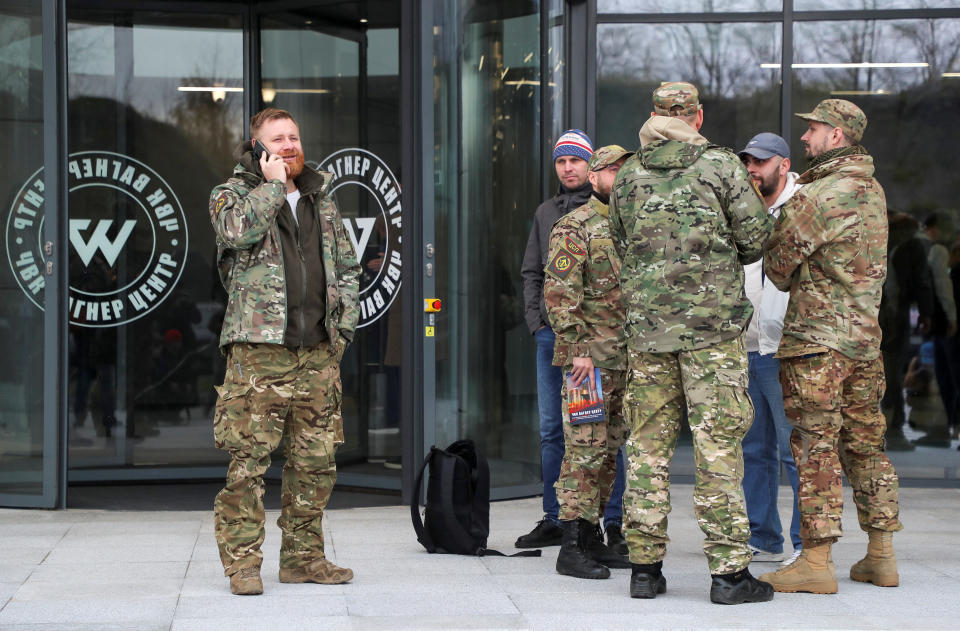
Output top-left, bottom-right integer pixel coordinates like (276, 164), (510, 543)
(1, 0), (959, 508)
(597, 3), (960, 479)
(64, 9), (245, 474)
(791, 17), (960, 473)
(598, 0), (782, 12)
(0, 2), (46, 498)
(260, 7), (404, 484)
(432, 0), (552, 492)
(596, 21), (782, 149)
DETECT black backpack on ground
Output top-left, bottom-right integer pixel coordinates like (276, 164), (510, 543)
(411, 439), (540, 557)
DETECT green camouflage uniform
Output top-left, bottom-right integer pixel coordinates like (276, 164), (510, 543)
(764, 100), (901, 545)
(544, 174), (629, 525)
(609, 86), (773, 573)
(208, 149), (360, 576)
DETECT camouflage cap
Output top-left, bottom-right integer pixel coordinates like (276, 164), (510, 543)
(795, 99), (867, 144)
(589, 144), (632, 171)
(652, 81), (701, 117)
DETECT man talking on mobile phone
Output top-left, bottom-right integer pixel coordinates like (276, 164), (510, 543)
(208, 108), (361, 595)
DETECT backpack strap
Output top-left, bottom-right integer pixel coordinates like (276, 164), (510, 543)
(478, 548), (542, 557)
(472, 444), (490, 537)
(411, 447), (437, 553)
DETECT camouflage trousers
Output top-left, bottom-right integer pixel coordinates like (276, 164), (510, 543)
(623, 336), (754, 574)
(555, 367), (628, 525)
(213, 341), (343, 576)
(779, 351), (902, 544)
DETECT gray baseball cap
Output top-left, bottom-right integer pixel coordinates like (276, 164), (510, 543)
(738, 132), (790, 160)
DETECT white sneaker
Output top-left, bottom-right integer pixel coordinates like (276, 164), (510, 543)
(781, 548), (802, 567)
(749, 544), (785, 563)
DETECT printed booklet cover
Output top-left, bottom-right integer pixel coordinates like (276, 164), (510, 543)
(565, 368), (605, 424)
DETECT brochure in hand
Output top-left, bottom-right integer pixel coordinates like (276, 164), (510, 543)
(565, 368), (605, 424)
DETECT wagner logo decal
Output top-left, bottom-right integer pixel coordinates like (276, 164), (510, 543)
(5, 150), (188, 327)
(318, 148), (401, 328)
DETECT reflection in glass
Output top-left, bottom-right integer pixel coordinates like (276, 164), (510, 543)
(433, 0), (545, 488)
(66, 11), (243, 470)
(598, 0), (781, 13)
(0, 6), (45, 496)
(792, 19), (960, 471)
(545, 0), (565, 188)
(596, 22), (781, 150)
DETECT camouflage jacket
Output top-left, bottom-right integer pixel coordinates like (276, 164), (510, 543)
(209, 153), (361, 349)
(544, 194), (626, 369)
(609, 138), (772, 353)
(764, 150), (887, 361)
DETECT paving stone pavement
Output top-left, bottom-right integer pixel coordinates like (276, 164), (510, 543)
(1, 484), (958, 630)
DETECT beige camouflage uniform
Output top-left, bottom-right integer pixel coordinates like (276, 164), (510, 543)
(209, 147), (360, 577)
(544, 146), (632, 526)
(609, 82), (773, 574)
(764, 100), (901, 545)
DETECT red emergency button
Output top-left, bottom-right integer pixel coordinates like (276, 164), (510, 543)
(424, 298), (442, 312)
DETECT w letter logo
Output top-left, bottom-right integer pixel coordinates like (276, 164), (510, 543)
(69, 219), (137, 267)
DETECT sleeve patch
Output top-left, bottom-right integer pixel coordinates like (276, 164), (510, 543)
(213, 192), (229, 215)
(546, 247), (580, 281)
(564, 235), (587, 257)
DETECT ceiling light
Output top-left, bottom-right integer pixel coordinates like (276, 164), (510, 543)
(177, 85), (242, 103)
(761, 62), (928, 69)
(830, 90), (891, 95)
(177, 86), (243, 92)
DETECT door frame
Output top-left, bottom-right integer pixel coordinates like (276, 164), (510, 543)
(0, 0), (69, 509)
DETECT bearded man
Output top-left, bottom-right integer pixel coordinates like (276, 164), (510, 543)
(208, 108), (361, 595)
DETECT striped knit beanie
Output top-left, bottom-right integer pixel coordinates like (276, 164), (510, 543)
(553, 129), (593, 162)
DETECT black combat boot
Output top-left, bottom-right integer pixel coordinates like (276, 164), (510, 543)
(605, 522), (628, 556)
(556, 519), (610, 579)
(630, 561), (666, 599)
(515, 518), (563, 548)
(584, 523), (630, 569)
(710, 567), (774, 605)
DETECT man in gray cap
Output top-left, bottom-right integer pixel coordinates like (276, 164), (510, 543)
(737, 133), (803, 568)
(760, 99), (902, 594)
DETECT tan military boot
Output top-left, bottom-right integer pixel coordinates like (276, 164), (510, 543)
(758, 543), (838, 594)
(850, 529), (899, 587)
(279, 558), (354, 584)
(229, 566), (263, 595)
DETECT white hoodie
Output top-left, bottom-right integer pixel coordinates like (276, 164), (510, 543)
(745, 171), (801, 355)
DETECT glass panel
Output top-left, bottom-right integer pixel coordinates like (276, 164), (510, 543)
(0, 4), (46, 497)
(596, 21), (780, 474)
(792, 19), (960, 478)
(261, 9), (403, 479)
(433, 0), (544, 489)
(545, 0), (564, 194)
(65, 10), (243, 471)
(796, 0), (959, 10)
(596, 22), (781, 150)
(597, 0), (782, 13)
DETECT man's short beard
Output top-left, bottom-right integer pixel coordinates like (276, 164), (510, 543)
(758, 173), (778, 197)
(283, 151), (305, 179)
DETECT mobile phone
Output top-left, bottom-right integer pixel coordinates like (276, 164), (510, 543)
(251, 139), (269, 161)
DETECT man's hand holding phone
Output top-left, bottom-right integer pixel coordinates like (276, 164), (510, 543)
(253, 139), (286, 186)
